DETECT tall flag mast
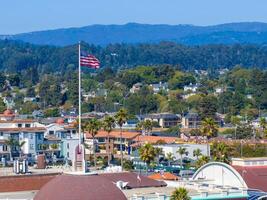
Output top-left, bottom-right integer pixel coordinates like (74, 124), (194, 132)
(74, 42), (100, 172)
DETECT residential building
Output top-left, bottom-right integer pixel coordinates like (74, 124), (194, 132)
(142, 113), (181, 128)
(154, 143), (210, 161)
(149, 82), (168, 94)
(181, 112), (202, 128)
(0, 118), (46, 161)
(183, 83), (200, 92)
(130, 83), (143, 93)
(86, 131), (141, 157)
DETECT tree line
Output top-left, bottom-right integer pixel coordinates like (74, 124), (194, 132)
(1, 40), (267, 74)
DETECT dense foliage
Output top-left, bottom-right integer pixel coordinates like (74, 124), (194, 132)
(1, 40), (267, 74)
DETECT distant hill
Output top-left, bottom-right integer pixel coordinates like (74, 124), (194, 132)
(2, 22), (267, 46)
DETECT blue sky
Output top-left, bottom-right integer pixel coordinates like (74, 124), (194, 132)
(1, 0), (267, 34)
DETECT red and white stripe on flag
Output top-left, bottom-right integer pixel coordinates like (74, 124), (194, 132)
(80, 53), (100, 69)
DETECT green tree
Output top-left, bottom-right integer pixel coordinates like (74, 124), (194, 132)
(136, 120), (153, 135)
(195, 156), (210, 169)
(211, 142), (230, 164)
(0, 98), (6, 113)
(139, 143), (157, 174)
(197, 95), (218, 120)
(84, 118), (102, 167)
(166, 152), (175, 167)
(177, 147), (188, 170)
(170, 187), (190, 200)
(193, 148), (202, 160)
(122, 159), (134, 171)
(201, 118), (218, 138)
(115, 108), (128, 169)
(103, 116), (116, 166)
(44, 108), (60, 117)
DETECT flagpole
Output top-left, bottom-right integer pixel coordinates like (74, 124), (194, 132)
(78, 42), (82, 146)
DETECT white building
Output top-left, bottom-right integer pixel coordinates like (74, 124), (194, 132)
(183, 83), (200, 92)
(154, 143), (210, 161)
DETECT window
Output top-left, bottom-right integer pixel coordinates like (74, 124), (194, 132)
(72, 130), (76, 134)
(30, 134), (33, 139)
(18, 124), (22, 128)
(67, 143), (69, 149)
(2, 145), (7, 151)
(30, 144), (34, 150)
(67, 152), (69, 158)
(37, 133), (43, 140)
(25, 124), (31, 128)
(49, 131), (54, 135)
(0, 132), (3, 136)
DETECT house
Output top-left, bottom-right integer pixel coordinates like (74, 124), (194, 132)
(130, 83), (143, 93)
(182, 112), (224, 128)
(23, 97), (38, 103)
(142, 113), (181, 128)
(83, 88), (108, 99)
(45, 119), (79, 162)
(0, 118), (46, 161)
(85, 131), (141, 157)
(149, 82), (168, 94)
(183, 83), (200, 92)
(181, 112), (201, 128)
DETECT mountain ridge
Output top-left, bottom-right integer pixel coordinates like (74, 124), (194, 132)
(2, 22), (267, 46)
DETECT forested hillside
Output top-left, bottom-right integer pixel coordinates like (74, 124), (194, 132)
(0, 40), (267, 74)
(3, 22), (267, 46)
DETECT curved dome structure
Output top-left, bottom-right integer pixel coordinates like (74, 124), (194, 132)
(192, 162), (247, 189)
(34, 174), (127, 200)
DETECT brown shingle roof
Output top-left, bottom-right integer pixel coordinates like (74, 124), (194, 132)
(34, 174), (127, 200)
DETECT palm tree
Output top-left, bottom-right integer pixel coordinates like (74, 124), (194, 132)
(115, 108), (128, 169)
(154, 147), (163, 165)
(211, 142), (230, 164)
(201, 118), (218, 138)
(18, 141), (26, 158)
(136, 120), (153, 135)
(260, 118), (267, 138)
(193, 148), (202, 160)
(103, 115), (115, 166)
(166, 152), (175, 167)
(177, 147), (188, 170)
(195, 155), (210, 169)
(5, 138), (17, 161)
(170, 187), (190, 200)
(85, 118), (102, 167)
(139, 143), (157, 174)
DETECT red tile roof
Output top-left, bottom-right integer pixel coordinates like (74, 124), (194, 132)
(86, 131), (140, 140)
(0, 127), (46, 132)
(132, 135), (177, 145)
(148, 172), (179, 181)
(232, 165), (267, 192)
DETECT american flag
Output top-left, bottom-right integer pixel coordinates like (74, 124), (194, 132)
(80, 53), (100, 69)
